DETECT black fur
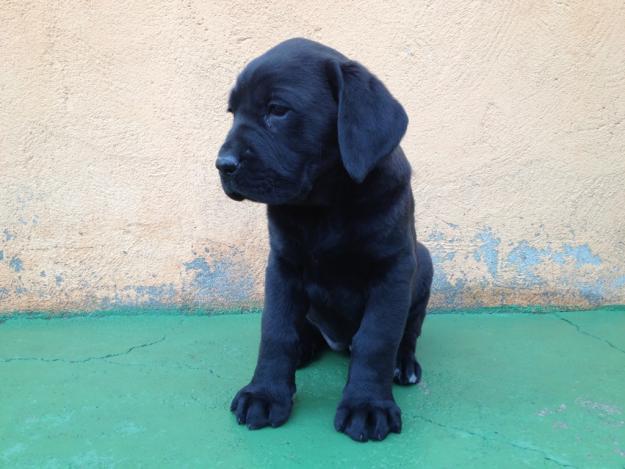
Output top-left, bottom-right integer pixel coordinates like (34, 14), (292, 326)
(217, 38), (433, 442)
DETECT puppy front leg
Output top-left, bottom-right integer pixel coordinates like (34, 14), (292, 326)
(231, 252), (307, 429)
(335, 262), (413, 442)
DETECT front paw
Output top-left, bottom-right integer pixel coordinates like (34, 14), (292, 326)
(230, 382), (294, 430)
(334, 396), (402, 442)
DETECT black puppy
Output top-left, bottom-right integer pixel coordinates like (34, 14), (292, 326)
(217, 38), (433, 442)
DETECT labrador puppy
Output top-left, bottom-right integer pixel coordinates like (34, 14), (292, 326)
(217, 38), (433, 442)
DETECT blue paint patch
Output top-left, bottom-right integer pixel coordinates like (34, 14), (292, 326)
(40, 271), (46, 277)
(506, 241), (603, 286)
(15, 286), (27, 295)
(427, 230), (446, 242)
(9, 256), (23, 272)
(184, 256), (254, 303)
(432, 250), (455, 263)
(561, 243), (601, 267)
(185, 257), (210, 272)
(3, 229), (15, 241)
(0, 287), (8, 299)
(577, 283), (604, 305)
(505, 241), (545, 285)
(55, 274), (63, 286)
(429, 251), (449, 266)
(130, 284), (176, 306)
(611, 275), (625, 290)
(430, 255), (466, 308)
(473, 228), (501, 278)
(100, 293), (121, 309)
(100, 283), (177, 308)
(507, 241), (545, 267)
(0, 250), (3, 261)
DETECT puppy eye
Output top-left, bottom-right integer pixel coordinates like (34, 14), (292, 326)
(268, 104), (289, 117)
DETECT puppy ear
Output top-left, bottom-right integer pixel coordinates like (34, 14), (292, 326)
(329, 60), (408, 183)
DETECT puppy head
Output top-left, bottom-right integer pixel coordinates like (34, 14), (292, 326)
(217, 38), (408, 204)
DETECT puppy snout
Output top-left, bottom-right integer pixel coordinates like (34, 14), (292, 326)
(216, 154), (240, 175)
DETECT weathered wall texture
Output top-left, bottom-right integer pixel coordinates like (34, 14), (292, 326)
(1, 1), (624, 313)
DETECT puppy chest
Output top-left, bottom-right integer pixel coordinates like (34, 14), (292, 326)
(302, 252), (369, 313)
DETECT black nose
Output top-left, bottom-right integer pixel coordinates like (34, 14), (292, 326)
(216, 154), (239, 174)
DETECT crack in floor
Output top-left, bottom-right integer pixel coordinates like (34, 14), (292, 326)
(552, 313), (625, 355)
(412, 414), (576, 468)
(102, 358), (211, 372)
(0, 336), (166, 364)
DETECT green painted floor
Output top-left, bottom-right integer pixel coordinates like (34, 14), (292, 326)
(1, 307), (625, 468)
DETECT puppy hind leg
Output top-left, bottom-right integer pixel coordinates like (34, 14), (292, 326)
(296, 320), (326, 369)
(394, 293), (429, 385)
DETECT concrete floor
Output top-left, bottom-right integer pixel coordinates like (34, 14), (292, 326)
(1, 307), (624, 468)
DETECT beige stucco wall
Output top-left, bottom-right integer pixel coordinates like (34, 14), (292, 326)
(1, 1), (624, 313)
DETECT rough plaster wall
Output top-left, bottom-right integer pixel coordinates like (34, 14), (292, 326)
(1, 1), (624, 312)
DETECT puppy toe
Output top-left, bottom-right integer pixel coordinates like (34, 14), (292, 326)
(334, 406), (350, 432)
(370, 409), (390, 441)
(246, 400), (269, 430)
(230, 393), (239, 412)
(388, 405), (402, 433)
(268, 401), (292, 428)
(231, 393), (249, 424)
(344, 409), (368, 442)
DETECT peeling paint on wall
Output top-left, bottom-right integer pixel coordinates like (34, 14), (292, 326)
(8, 257), (23, 273)
(0, 222), (623, 311)
(100, 284), (177, 309)
(183, 256), (254, 304)
(426, 224), (624, 309)
(473, 228), (500, 279)
(507, 241), (602, 283)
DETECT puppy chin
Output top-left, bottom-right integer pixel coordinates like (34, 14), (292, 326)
(219, 180), (245, 201)
(225, 190), (245, 201)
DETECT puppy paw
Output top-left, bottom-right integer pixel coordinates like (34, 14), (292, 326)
(334, 398), (402, 442)
(394, 353), (422, 385)
(230, 383), (294, 430)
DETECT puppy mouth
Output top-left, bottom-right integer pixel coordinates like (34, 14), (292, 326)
(218, 173), (246, 201)
(219, 165), (308, 205)
(222, 180), (245, 201)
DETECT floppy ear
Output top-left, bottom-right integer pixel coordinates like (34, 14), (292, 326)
(329, 60), (408, 183)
